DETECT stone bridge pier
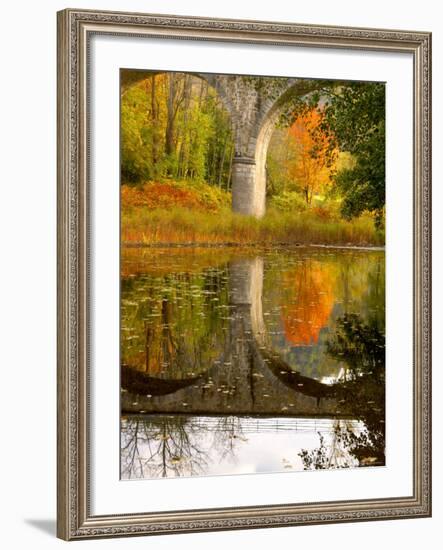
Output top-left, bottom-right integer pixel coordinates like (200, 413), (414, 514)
(202, 74), (316, 218)
(228, 256), (265, 344)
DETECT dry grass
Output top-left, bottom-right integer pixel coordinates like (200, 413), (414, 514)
(121, 205), (384, 247)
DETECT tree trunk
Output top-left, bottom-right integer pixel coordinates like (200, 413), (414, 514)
(218, 136), (228, 188)
(226, 144), (234, 191)
(165, 75), (176, 171)
(180, 75), (192, 178)
(150, 75), (158, 174)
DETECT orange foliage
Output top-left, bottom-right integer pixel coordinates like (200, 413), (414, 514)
(121, 181), (216, 211)
(281, 261), (337, 346)
(287, 108), (337, 204)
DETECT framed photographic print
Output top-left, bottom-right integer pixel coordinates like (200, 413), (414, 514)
(57, 8), (431, 540)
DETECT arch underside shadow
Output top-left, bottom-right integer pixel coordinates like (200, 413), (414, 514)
(120, 327), (345, 416)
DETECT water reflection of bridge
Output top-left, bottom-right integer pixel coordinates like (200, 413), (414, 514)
(124, 415), (361, 434)
(121, 258), (350, 417)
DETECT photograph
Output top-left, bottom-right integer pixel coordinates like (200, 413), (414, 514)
(119, 69), (386, 480)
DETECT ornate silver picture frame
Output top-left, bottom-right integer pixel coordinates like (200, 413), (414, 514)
(57, 8), (431, 540)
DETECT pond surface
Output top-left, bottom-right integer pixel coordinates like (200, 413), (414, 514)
(120, 246), (385, 479)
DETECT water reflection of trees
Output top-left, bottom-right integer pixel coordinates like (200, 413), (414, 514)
(121, 416), (210, 478)
(121, 267), (229, 378)
(299, 312), (385, 469)
(280, 259), (337, 346)
(263, 251), (385, 382)
(121, 415), (248, 479)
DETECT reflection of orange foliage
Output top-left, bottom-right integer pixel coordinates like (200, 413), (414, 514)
(122, 181), (216, 211)
(282, 261), (336, 346)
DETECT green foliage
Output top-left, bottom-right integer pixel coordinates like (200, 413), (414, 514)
(121, 71), (234, 188)
(266, 129), (298, 196)
(268, 191), (307, 213)
(121, 85), (163, 183)
(319, 82), (386, 226)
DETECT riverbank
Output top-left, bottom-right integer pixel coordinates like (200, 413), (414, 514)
(122, 206), (385, 247)
(121, 180), (385, 246)
(122, 241), (385, 250)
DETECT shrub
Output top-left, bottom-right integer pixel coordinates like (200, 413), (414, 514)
(268, 191), (307, 213)
(121, 180), (230, 212)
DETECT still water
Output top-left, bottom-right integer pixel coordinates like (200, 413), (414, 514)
(120, 246), (385, 479)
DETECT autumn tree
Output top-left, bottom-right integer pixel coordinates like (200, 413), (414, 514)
(286, 108), (337, 205)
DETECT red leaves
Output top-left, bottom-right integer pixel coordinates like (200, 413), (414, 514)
(121, 181), (218, 211)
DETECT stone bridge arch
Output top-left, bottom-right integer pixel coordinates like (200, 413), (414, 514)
(122, 70), (320, 218)
(210, 77), (319, 218)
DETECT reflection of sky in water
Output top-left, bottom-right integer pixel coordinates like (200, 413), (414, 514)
(121, 416), (362, 480)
